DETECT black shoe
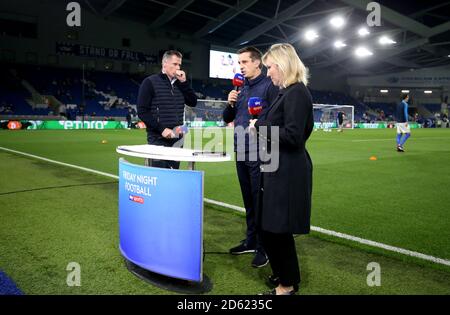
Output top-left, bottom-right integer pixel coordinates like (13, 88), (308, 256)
(397, 145), (404, 152)
(266, 275), (299, 292)
(251, 251), (269, 268)
(259, 288), (296, 295)
(229, 241), (256, 255)
(267, 275), (280, 287)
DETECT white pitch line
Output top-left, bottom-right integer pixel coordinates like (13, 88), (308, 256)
(1, 145), (449, 267)
(204, 198), (245, 213)
(311, 227), (450, 266)
(0, 146), (119, 180)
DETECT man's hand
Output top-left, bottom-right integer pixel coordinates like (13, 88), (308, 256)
(249, 119), (258, 135)
(249, 119), (258, 129)
(162, 128), (175, 139)
(228, 90), (240, 106)
(175, 70), (186, 82)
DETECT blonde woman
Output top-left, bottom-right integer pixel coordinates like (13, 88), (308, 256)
(250, 43), (313, 295)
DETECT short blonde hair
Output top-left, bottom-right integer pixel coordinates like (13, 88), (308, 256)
(262, 43), (309, 88)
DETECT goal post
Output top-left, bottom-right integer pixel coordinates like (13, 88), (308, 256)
(184, 100), (355, 130)
(313, 104), (354, 130)
(184, 99), (228, 128)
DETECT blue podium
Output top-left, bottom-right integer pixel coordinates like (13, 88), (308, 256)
(116, 145), (230, 293)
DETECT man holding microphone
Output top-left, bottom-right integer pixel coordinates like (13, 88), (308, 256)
(223, 47), (279, 268)
(137, 50), (197, 169)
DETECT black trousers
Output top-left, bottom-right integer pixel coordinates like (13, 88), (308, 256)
(260, 230), (300, 288)
(148, 159), (180, 169)
(147, 133), (182, 169)
(236, 159), (262, 250)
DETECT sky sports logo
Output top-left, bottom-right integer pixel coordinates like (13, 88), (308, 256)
(129, 195), (144, 204)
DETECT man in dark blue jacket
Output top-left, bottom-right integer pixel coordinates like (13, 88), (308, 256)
(223, 47), (279, 268)
(137, 50), (197, 169)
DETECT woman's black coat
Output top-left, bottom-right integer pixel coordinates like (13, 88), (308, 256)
(255, 82), (313, 234)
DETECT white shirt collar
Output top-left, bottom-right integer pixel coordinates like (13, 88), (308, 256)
(162, 70), (177, 85)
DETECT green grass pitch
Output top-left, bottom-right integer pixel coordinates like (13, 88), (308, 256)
(0, 128), (449, 294)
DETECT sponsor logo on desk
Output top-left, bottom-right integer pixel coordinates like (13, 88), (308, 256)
(129, 195), (144, 204)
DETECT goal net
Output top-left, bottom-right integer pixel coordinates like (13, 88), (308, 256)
(313, 104), (354, 131)
(184, 100), (355, 131)
(184, 99), (228, 128)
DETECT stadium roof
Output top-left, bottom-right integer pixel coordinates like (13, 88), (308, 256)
(82, 0), (450, 75)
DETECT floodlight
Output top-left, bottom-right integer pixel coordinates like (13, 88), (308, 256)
(358, 27), (370, 37)
(379, 36), (396, 45)
(330, 16), (345, 29)
(334, 40), (347, 49)
(304, 29), (319, 42)
(355, 46), (373, 57)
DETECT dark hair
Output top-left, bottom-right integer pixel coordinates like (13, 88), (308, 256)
(237, 46), (263, 69)
(401, 93), (409, 101)
(162, 50), (182, 62)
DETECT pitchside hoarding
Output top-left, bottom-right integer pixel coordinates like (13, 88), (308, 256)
(312, 122), (422, 129)
(0, 120), (127, 130)
(1, 120), (226, 129)
(354, 122), (422, 129)
(2, 120), (423, 130)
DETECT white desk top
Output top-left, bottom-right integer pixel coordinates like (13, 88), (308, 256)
(116, 144), (231, 163)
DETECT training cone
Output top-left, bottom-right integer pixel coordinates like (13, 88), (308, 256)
(369, 156), (377, 161)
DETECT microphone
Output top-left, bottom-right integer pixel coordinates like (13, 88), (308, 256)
(230, 73), (244, 106)
(232, 73), (245, 90)
(248, 97), (263, 119)
(174, 125), (189, 138)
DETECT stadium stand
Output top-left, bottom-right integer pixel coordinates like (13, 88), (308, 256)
(1, 64), (139, 119)
(2, 63), (445, 128)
